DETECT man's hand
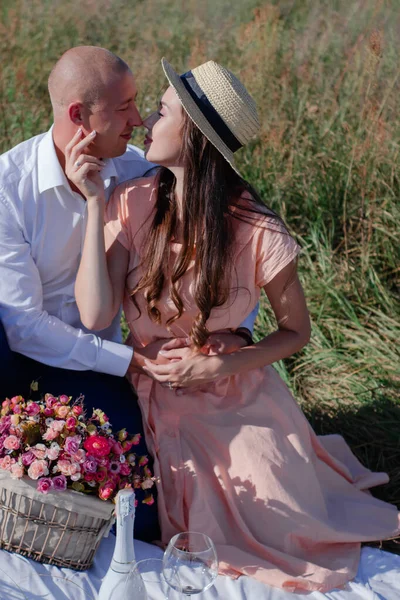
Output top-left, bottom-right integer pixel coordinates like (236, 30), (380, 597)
(142, 353), (229, 391)
(127, 337), (190, 374)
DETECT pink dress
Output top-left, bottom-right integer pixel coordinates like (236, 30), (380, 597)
(105, 176), (399, 593)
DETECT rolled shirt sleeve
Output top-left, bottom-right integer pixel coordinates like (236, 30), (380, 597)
(0, 191), (132, 377)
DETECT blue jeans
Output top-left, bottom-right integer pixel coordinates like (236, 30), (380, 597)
(0, 321), (160, 542)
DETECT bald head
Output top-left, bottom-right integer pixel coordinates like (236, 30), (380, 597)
(48, 46), (130, 115)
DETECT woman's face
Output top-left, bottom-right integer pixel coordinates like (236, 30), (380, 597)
(143, 86), (184, 166)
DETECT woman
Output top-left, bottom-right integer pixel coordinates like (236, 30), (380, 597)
(70, 59), (399, 593)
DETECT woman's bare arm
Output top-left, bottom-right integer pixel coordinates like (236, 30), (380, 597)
(141, 260), (311, 387)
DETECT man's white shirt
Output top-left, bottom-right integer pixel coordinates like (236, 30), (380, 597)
(0, 128), (258, 378)
(0, 128), (156, 377)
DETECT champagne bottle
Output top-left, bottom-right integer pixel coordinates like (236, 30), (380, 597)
(98, 488), (137, 600)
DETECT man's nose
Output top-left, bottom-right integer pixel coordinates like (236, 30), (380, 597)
(128, 102), (143, 127)
(142, 111), (160, 130)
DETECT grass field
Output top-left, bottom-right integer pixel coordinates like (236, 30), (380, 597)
(1, 0), (399, 546)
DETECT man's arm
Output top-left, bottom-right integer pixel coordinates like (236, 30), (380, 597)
(0, 193), (132, 377)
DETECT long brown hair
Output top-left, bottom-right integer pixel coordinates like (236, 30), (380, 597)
(130, 111), (292, 348)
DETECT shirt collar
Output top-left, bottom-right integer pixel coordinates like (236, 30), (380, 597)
(37, 126), (69, 193)
(100, 156), (118, 190)
(38, 126), (119, 195)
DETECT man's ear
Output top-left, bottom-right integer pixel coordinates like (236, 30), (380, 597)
(68, 102), (84, 125)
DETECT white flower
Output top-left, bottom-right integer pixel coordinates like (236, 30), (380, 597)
(119, 455), (126, 463)
(87, 480), (96, 487)
(45, 418), (54, 427)
(141, 479), (154, 490)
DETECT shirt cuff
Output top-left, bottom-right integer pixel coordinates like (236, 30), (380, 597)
(238, 302), (259, 334)
(93, 339), (133, 377)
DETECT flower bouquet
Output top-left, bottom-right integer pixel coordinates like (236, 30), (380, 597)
(0, 393), (155, 570)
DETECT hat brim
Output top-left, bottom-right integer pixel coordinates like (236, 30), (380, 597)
(161, 58), (242, 177)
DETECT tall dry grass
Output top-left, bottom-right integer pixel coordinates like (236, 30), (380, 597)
(1, 0), (399, 531)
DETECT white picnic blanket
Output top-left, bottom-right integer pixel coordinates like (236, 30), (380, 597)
(0, 534), (399, 599)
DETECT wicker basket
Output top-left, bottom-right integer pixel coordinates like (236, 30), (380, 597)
(0, 472), (115, 570)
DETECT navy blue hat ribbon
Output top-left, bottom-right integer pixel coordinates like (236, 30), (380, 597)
(180, 71), (242, 153)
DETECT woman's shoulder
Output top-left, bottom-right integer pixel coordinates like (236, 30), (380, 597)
(231, 191), (288, 235)
(114, 173), (159, 205)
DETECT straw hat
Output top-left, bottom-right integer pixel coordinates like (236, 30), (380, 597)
(161, 58), (260, 176)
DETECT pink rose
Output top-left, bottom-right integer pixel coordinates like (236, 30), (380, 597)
(26, 402), (40, 416)
(112, 442), (124, 455)
(55, 405), (70, 419)
(10, 463), (24, 479)
(84, 472), (96, 482)
(57, 459), (72, 476)
(98, 480), (115, 501)
(13, 404), (22, 414)
(45, 396), (58, 409)
(46, 445), (60, 461)
(72, 449), (86, 464)
(122, 440), (134, 453)
(0, 455), (15, 471)
(31, 444), (47, 459)
(59, 395), (70, 405)
(131, 434), (141, 446)
(37, 477), (53, 494)
(52, 474), (67, 491)
(0, 416), (11, 434)
(2, 400), (10, 409)
(64, 435), (82, 456)
(70, 472), (81, 482)
(43, 407), (54, 417)
(42, 428), (59, 442)
(69, 462), (80, 476)
(52, 421), (65, 432)
(21, 451), (35, 466)
(72, 405), (83, 417)
(3, 435), (20, 451)
(138, 456), (149, 467)
(66, 417), (77, 430)
(10, 396), (23, 406)
(28, 459), (49, 480)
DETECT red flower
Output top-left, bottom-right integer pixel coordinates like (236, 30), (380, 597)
(83, 435), (111, 458)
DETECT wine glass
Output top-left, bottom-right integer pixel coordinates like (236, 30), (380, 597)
(125, 558), (182, 599)
(163, 532), (218, 598)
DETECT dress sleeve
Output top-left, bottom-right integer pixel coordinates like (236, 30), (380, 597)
(104, 183), (131, 251)
(255, 219), (301, 288)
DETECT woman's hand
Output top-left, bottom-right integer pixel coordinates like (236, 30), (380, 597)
(142, 353), (230, 390)
(65, 129), (105, 200)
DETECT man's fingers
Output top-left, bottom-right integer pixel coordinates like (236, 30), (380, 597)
(143, 359), (173, 376)
(161, 337), (190, 351)
(158, 349), (184, 360)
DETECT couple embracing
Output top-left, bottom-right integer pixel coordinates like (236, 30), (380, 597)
(0, 46), (398, 593)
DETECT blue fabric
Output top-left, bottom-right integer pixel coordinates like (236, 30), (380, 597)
(0, 321), (160, 542)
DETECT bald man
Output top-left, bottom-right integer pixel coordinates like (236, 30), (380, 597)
(0, 46), (257, 539)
